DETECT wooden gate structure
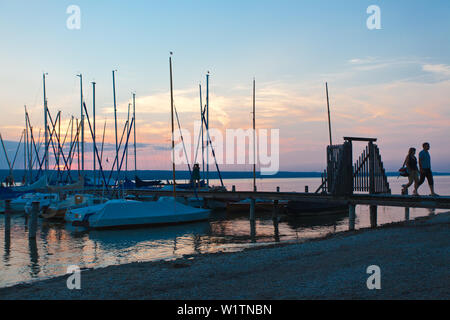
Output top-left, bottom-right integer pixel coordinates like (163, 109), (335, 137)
(317, 137), (391, 196)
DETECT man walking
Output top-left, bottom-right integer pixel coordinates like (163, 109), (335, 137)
(418, 142), (438, 196)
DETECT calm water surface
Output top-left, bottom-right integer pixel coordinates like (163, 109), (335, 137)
(0, 176), (448, 288)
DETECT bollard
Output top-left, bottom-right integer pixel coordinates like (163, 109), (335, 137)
(305, 186), (309, 193)
(370, 205), (378, 228)
(404, 189), (410, 221)
(349, 203), (356, 231)
(232, 185), (236, 192)
(276, 186), (280, 193)
(4, 200), (11, 234)
(29, 201), (39, 239)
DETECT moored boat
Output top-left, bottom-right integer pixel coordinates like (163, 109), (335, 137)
(67, 197), (210, 229)
(24, 193), (59, 215)
(11, 193), (56, 213)
(42, 193), (106, 220)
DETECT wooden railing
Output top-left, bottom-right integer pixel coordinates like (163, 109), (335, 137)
(316, 138), (391, 195)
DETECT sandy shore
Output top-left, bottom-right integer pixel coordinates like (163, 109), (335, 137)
(1, 212), (449, 300)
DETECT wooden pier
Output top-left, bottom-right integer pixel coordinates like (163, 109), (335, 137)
(82, 136), (449, 232)
(83, 187), (450, 230)
(120, 189), (450, 210)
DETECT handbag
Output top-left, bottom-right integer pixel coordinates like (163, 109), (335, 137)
(399, 167), (409, 177)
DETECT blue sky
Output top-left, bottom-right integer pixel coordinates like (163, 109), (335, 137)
(0, 0), (449, 171)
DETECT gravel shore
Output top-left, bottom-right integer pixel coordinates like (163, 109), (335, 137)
(1, 212), (449, 300)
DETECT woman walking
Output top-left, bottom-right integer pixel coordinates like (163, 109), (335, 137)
(402, 147), (419, 195)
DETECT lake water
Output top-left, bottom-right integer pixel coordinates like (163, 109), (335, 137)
(0, 176), (449, 288)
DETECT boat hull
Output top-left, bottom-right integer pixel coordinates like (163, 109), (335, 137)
(70, 199), (211, 229)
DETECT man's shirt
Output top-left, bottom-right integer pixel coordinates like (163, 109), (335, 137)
(419, 150), (431, 169)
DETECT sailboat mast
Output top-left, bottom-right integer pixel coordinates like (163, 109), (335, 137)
(206, 72), (210, 187)
(326, 82), (333, 146)
(126, 103), (131, 175)
(199, 84), (205, 181)
(25, 107), (32, 182)
(57, 110), (61, 180)
(43, 73), (49, 175)
(112, 70), (119, 177)
(169, 54), (176, 197)
(133, 93), (137, 177)
(92, 81), (96, 184)
(77, 74), (84, 175)
(253, 78), (256, 192)
(76, 118), (80, 175)
(24, 106), (28, 183)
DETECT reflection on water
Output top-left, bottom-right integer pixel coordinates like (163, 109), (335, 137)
(0, 176), (449, 288)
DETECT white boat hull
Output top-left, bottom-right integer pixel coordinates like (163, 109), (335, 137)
(68, 198), (210, 229)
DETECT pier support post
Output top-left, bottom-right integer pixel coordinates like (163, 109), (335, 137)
(276, 186), (280, 193)
(250, 198), (256, 221)
(250, 198), (256, 241)
(4, 200), (11, 234)
(370, 205), (378, 228)
(404, 189), (410, 221)
(305, 186), (309, 193)
(232, 185), (236, 192)
(272, 200), (280, 242)
(349, 203), (356, 231)
(29, 201), (39, 239)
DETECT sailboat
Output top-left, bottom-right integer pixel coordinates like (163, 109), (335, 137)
(66, 55), (211, 229)
(67, 197), (210, 228)
(42, 193), (106, 220)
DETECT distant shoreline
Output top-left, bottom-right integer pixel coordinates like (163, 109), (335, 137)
(1, 169), (449, 181)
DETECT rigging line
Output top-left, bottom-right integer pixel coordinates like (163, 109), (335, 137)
(0, 133), (12, 171)
(201, 108), (224, 188)
(47, 111), (74, 181)
(10, 130), (25, 171)
(100, 120), (106, 169)
(174, 104), (192, 176)
(31, 129), (42, 170)
(65, 119), (81, 177)
(114, 118), (135, 186)
(82, 103), (111, 195)
(106, 119), (129, 186)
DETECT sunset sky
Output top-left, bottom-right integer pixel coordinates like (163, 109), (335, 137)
(0, 0), (449, 172)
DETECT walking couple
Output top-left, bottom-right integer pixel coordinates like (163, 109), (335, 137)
(402, 142), (437, 196)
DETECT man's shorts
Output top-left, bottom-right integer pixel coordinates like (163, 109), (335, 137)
(419, 168), (434, 186)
